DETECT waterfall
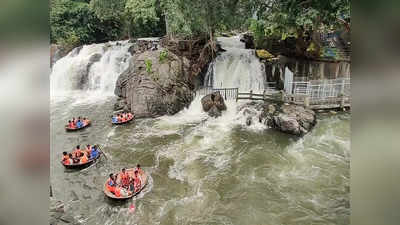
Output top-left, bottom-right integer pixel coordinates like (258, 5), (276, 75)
(50, 40), (133, 95)
(204, 36), (265, 94)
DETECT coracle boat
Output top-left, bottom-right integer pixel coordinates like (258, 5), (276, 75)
(112, 116), (134, 125)
(103, 168), (148, 200)
(65, 120), (91, 132)
(61, 151), (100, 169)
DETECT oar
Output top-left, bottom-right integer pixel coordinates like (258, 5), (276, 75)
(98, 146), (109, 161)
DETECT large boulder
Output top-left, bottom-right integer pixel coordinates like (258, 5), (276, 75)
(260, 103), (316, 136)
(201, 92), (227, 117)
(114, 48), (194, 118)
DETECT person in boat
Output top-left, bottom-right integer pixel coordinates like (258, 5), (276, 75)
(133, 170), (141, 192)
(119, 168), (130, 189)
(73, 145), (82, 159)
(67, 120), (76, 129)
(68, 153), (74, 164)
(112, 115), (118, 123)
(76, 119), (83, 128)
(72, 117), (76, 125)
(127, 112), (133, 120)
(85, 144), (92, 156)
(80, 152), (89, 164)
(83, 117), (89, 126)
(62, 152), (70, 165)
(90, 145), (100, 159)
(135, 164), (144, 176)
(106, 173), (117, 193)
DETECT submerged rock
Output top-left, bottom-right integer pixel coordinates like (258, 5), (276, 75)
(114, 48), (194, 118)
(260, 102), (316, 136)
(201, 92), (227, 117)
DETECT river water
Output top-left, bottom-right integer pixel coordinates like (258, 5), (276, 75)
(50, 37), (350, 225)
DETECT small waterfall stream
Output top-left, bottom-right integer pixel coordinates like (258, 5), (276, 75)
(50, 40), (133, 96)
(204, 36), (265, 93)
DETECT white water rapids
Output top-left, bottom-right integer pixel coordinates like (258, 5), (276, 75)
(50, 37), (349, 225)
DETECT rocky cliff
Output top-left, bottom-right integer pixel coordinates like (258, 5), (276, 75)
(114, 48), (194, 118)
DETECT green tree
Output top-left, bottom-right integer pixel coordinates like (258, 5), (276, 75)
(50, 0), (122, 48)
(250, 0), (350, 54)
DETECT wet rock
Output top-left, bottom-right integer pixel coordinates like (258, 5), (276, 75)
(114, 98), (129, 111)
(50, 44), (68, 67)
(114, 48), (194, 118)
(260, 102), (316, 136)
(77, 53), (102, 89)
(246, 116), (252, 126)
(239, 33), (255, 49)
(201, 92), (227, 118)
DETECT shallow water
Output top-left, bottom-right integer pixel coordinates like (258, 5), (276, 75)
(50, 93), (350, 225)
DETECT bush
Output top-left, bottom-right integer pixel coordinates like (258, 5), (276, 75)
(159, 50), (168, 63)
(145, 59), (152, 73)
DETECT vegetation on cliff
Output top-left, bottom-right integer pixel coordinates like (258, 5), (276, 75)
(50, 0), (350, 58)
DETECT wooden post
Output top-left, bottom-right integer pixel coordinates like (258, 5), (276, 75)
(224, 89), (227, 100)
(340, 95), (345, 109)
(304, 96), (310, 108)
(263, 90), (266, 101)
(250, 90), (253, 99)
(281, 90), (285, 102)
(236, 88), (239, 102)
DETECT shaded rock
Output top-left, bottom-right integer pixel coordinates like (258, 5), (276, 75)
(50, 44), (68, 67)
(239, 33), (255, 49)
(201, 92), (227, 117)
(114, 48), (194, 118)
(246, 116), (252, 126)
(260, 102), (316, 136)
(77, 53), (102, 89)
(114, 98), (129, 111)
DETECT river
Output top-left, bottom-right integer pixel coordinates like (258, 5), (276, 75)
(50, 37), (350, 225)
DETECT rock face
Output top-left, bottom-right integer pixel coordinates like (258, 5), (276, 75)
(114, 48), (194, 118)
(50, 44), (68, 68)
(260, 103), (316, 136)
(239, 33), (255, 49)
(201, 92), (227, 117)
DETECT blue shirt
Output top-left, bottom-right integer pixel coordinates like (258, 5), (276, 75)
(112, 117), (118, 123)
(76, 121), (82, 128)
(91, 147), (99, 159)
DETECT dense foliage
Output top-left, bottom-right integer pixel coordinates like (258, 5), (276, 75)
(50, 0), (122, 50)
(249, 0), (350, 51)
(50, 0), (350, 55)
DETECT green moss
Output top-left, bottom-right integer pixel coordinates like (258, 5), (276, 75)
(159, 49), (168, 63)
(145, 59), (152, 73)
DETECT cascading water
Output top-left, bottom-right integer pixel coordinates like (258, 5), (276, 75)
(50, 36), (349, 225)
(50, 40), (132, 96)
(204, 36), (265, 93)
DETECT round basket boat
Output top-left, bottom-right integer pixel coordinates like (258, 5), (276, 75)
(61, 151), (100, 169)
(103, 168), (148, 200)
(112, 116), (134, 125)
(65, 121), (91, 132)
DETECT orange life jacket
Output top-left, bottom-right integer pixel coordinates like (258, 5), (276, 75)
(80, 155), (88, 163)
(62, 155), (70, 165)
(114, 187), (121, 197)
(73, 149), (82, 158)
(106, 178), (115, 193)
(120, 172), (130, 186)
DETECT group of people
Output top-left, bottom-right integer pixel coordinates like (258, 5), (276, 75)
(67, 117), (90, 129)
(62, 144), (100, 165)
(111, 112), (134, 123)
(106, 165), (144, 197)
